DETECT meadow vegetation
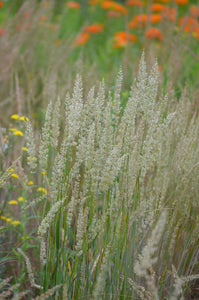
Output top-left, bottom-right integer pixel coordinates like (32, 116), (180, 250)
(0, 0), (199, 299)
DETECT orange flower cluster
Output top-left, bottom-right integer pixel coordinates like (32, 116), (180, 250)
(175, 0), (189, 5)
(126, 0), (143, 7)
(74, 32), (91, 46)
(113, 31), (137, 48)
(129, 14), (163, 29)
(0, 1), (3, 8)
(84, 23), (104, 33)
(66, 1), (80, 9)
(74, 23), (104, 46)
(190, 6), (199, 18)
(102, 1), (128, 15)
(179, 16), (199, 37)
(145, 27), (163, 41)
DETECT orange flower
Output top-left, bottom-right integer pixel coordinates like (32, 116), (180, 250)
(149, 4), (167, 12)
(129, 14), (147, 28)
(113, 31), (137, 48)
(74, 32), (91, 46)
(179, 16), (198, 33)
(66, 1), (80, 8)
(0, 1), (3, 8)
(129, 13), (162, 28)
(149, 14), (163, 23)
(126, 0), (143, 7)
(84, 23), (104, 33)
(0, 28), (6, 36)
(163, 7), (176, 22)
(102, 1), (127, 15)
(175, 0), (188, 5)
(145, 27), (163, 41)
(190, 6), (199, 18)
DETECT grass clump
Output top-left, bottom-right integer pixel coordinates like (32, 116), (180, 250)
(1, 53), (199, 299)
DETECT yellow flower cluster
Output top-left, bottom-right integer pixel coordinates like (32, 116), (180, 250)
(0, 216), (20, 226)
(37, 187), (47, 194)
(11, 114), (29, 121)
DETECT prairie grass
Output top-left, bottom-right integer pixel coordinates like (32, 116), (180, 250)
(1, 53), (199, 299)
(0, 0), (199, 299)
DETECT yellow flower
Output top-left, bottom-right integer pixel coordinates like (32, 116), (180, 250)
(0, 216), (6, 220)
(19, 116), (29, 121)
(37, 187), (47, 194)
(41, 171), (46, 176)
(10, 168), (15, 172)
(11, 220), (21, 226)
(11, 114), (19, 120)
(11, 173), (19, 179)
(28, 180), (34, 186)
(22, 147), (27, 151)
(18, 196), (24, 202)
(8, 200), (18, 205)
(6, 218), (11, 223)
(13, 130), (24, 136)
(9, 128), (17, 132)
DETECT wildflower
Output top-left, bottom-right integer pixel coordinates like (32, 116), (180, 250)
(19, 116), (29, 121)
(6, 218), (11, 223)
(11, 220), (21, 226)
(22, 147), (27, 151)
(9, 128), (17, 132)
(18, 196), (24, 202)
(41, 171), (46, 175)
(179, 17), (198, 33)
(149, 14), (163, 23)
(74, 32), (91, 46)
(8, 200), (18, 205)
(84, 23), (104, 34)
(0, 1), (3, 8)
(128, 13), (162, 28)
(163, 7), (176, 22)
(145, 27), (163, 41)
(190, 6), (199, 18)
(28, 180), (34, 185)
(66, 1), (80, 8)
(11, 114), (19, 120)
(175, 0), (188, 5)
(113, 31), (137, 47)
(11, 173), (19, 179)
(149, 3), (167, 12)
(0, 216), (6, 220)
(129, 14), (147, 28)
(102, 1), (128, 15)
(13, 130), (24, 136)
(37, 187), (47, 194)
(126, 0), (143, 7)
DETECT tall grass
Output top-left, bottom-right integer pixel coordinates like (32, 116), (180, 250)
(1, 53), (199, 299)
